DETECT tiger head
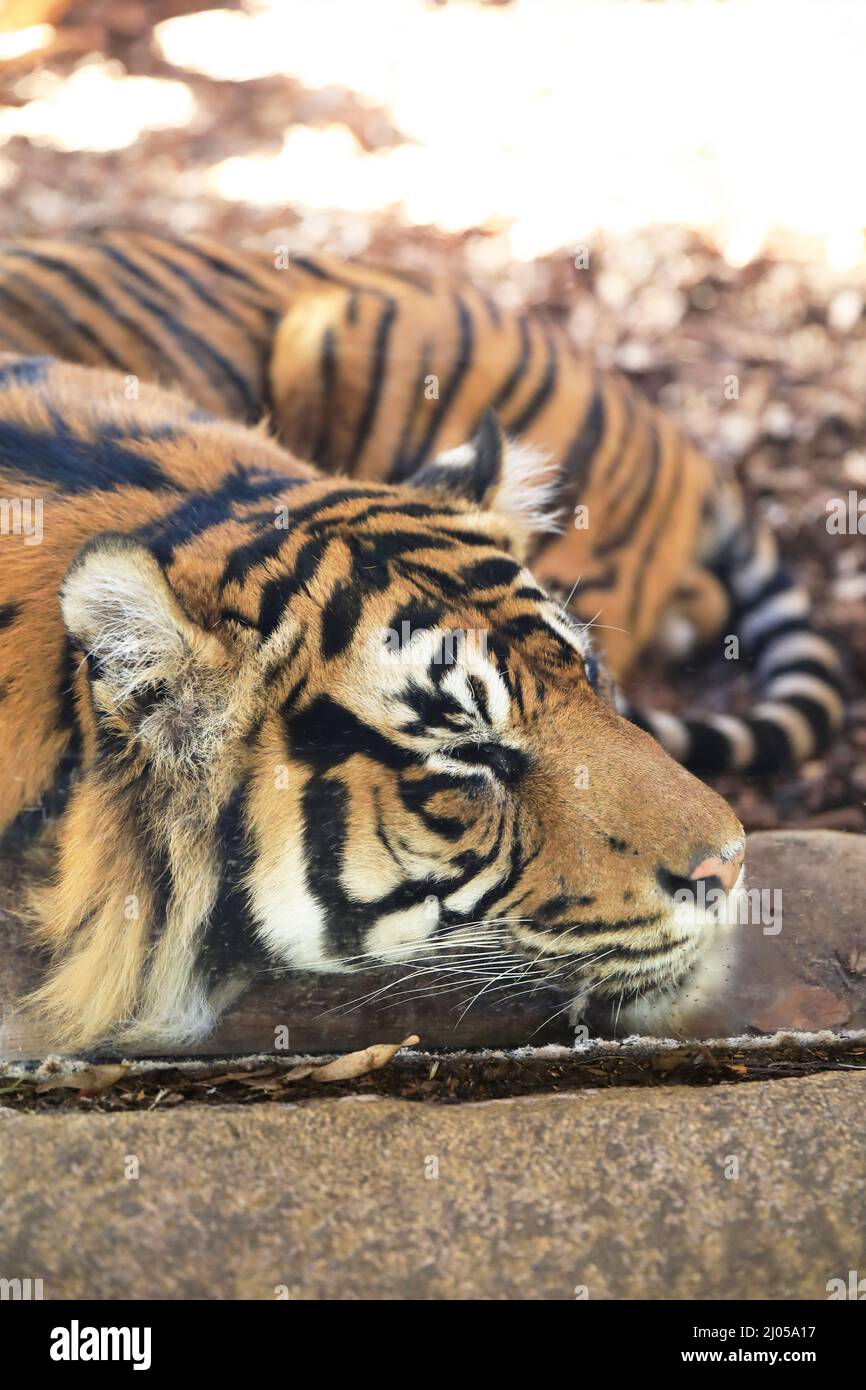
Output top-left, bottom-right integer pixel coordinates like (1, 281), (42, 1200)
(44, 414), (744, 1048)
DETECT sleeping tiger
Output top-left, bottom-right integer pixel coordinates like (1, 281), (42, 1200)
(0, 354), (746, 1050)
(0, 230), (844, 777)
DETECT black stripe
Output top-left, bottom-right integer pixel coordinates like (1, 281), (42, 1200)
(263, 628), (304, 683)
(136, 244), (271, 328)
(602, 389), (636, 486)
(507, 322), (558, 434)
(320, 581), (365, 659)
(397, 775), (473, 840)
(408, 294), (474, 469)
(0, 748), (79, 851)
(680, 719), (732, 775)
(742, 718), (794, 776)
(91, 246), (260, 421)
(388, 342), (432, 481)
(527, 912), (663, 938)
(258, 534), (331, 637)
(291, 255), (340, 283)
(218, 487), (382, 593)
(312, 326), (338, 468)
(0, 417), (181, 495)
(219, 527), (287, 594)
(491, 313), (531, 415)
(570, 565), (618, 595)
(7, 248), (171, 372)
(597, 422), (662, 560)
(163, 236), (278, 296)
(746, 616), (811, 658)
(735, 566), (794, 615)
(346, 499), (465, 525)
(627, 438), (682, 628)
(138, 468), (302, 565)
(784, 694), (833, 747)
(761, 657), (844, 690)
(0, 601), (20, 629)
(277, 486), (384, 529)
(347, 297), (397, 470)
(560, 386), (605, 495)
(460, 556), (522, 589)
(199, 779), (268, 983)
(289, 695), (416, 774)
(0, 268), (126, 369)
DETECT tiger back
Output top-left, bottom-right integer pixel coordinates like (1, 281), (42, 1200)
(0, 232), (844, 777)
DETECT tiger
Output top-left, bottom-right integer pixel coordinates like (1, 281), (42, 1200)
(0, 353), (746, 1051)
(0, 229), (845, 778)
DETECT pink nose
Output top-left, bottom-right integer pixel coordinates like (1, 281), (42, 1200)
(690, 849), (744, 894)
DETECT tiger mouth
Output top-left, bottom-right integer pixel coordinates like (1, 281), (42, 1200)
(563, 888), (746, 1033)
(518, 883), (745, 1020)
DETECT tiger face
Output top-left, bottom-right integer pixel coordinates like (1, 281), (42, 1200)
(245, 578), (745, 1018)
(40, 411), (744, 1048)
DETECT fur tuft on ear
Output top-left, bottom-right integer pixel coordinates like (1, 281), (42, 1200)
(409, 410), (563, 543)
(61, 534), (231, 766)
(63, 536), (196, 700)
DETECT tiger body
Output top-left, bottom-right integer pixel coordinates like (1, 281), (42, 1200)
(0, 232), (716, 679)
(0, 354), (746, 1050)
(0, 231), (844, 778)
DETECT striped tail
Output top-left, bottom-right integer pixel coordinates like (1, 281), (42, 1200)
(621, 509), (845, 777)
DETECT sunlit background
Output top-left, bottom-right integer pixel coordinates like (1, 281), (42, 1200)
(2, 0), (866, 272)
(1, 0), (865, 828)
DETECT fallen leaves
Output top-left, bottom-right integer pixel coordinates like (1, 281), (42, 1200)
(285, 1035), (420, 1083)
(36, 1063), (129, 1094)
(27, 1035), (422, 1099)
(5, 1038), (866, 1113)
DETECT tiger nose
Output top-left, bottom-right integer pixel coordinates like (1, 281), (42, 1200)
(656, 838), (745, 899)
(689, 844), (745, 894)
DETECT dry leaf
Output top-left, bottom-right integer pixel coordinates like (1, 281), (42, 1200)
(650, 1050), (691, 1072)
(286, 1034), (420, 1083)
(36, 1063), (129, 1094)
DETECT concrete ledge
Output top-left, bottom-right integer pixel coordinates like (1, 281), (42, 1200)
(2, 1071), (864, 1299)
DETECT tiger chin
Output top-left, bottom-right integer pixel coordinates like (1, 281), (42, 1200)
(0, 354), (745, 1053)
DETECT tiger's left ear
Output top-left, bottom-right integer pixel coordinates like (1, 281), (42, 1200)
(409, 410), (561, 547)
(61, 534), (235, 772)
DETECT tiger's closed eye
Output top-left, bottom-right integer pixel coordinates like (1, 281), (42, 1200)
(582, 649), (616, 704)
(443, 740), (529, 785)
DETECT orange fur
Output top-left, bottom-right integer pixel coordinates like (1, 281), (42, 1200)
(0, 356), (744, 1050)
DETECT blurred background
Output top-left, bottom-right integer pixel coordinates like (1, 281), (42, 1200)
(1, 0), (865, 832)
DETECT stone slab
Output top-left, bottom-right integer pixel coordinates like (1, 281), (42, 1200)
(1, 1071), (864, 1299)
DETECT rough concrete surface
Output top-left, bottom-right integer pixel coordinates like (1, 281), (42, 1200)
(1, 1071), (864, 1300)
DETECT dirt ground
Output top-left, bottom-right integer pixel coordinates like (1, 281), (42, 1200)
(1, 0), (865, 834)
(4, 1035), (866, 1112)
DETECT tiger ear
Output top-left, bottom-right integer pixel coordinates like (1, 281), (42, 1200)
(61, 534), (231, 766)
(409, 410), (561, 541)
(411, 409), (505, 505)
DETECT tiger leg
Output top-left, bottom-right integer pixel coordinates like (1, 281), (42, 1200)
(655, 565), (730, 660)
